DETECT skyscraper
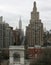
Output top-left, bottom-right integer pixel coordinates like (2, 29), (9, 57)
(19, 17), (22, 30)
(26, 1), (43, 47)
(13, 18), (24, 45)
(19, 17), (24, 45)
(0, 16), (13, 48)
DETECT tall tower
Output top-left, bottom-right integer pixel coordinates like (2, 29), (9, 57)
(18, 17), (24, 45)
(19, 17), (22, 30)
(26, 1), (43, 47)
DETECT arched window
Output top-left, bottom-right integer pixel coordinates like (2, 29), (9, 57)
(13, 52), (20, 62)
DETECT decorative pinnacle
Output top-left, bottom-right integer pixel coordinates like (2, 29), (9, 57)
(20, 16), (21, 21)
(19, 16), (22, 30)
(34, 1), (36, 8)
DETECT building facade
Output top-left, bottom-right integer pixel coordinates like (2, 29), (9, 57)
(13, 29), (20, 45)
(13, 18), (24, 45)
(26, 1), (43, 47)
(4, 26), (13, 48)
(0, 16), (13, 48)
(9, 46), (25, 65)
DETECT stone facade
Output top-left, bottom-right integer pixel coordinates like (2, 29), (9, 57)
(26, 1), (43, 47)
(0, 16), (13, 48)
(9, 46), (25, 65)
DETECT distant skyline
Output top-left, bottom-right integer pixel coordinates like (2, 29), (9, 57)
(0, 0), (51, 31)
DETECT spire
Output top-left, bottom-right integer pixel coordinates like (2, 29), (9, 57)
(19, 17), (22, 30)
(33, 1), (37, 12)
(34, 1), (36, 8)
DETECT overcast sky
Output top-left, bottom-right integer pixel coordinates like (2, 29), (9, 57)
(0, 0), (51, 31)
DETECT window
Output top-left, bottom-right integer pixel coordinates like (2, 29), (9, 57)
(13, 52), (20, 62)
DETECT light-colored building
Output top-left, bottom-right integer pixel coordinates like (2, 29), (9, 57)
(26, 1), (43, 47)
(19, 17), (22, 30)
(9, 45), (25, 65)
(4, 26), (13, 48)
(19, 17), (24, 45)
(0, 16), (13, 48)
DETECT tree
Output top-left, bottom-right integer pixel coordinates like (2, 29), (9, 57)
(30, 48), (51, 65)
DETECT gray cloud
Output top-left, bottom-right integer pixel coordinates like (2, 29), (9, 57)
(0, 0), (51, 31)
